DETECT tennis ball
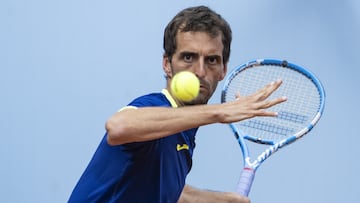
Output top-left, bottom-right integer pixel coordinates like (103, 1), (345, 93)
(171, 71), (200, 102)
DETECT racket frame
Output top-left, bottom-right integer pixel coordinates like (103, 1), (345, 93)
(221, 59), (325, 196)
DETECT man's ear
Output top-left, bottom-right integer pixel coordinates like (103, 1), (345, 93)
(162, 55), (173, 78)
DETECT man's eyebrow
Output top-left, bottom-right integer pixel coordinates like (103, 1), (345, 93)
(177, 51), (222, 61)
(206, 54), (222, 58)
(178, 51), (198, 57)
(205, 54), (222, 61)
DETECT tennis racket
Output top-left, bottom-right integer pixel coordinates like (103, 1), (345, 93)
(221, 59), (325, 196)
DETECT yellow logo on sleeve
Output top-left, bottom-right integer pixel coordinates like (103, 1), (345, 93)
(176, 144), (189, 151)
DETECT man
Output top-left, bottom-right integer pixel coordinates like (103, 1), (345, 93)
(69, 6), (286, 203)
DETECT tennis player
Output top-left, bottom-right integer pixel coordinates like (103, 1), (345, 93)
(69, 5), (285, 203)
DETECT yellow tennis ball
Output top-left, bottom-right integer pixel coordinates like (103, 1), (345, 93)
(171, 71), (200, 102)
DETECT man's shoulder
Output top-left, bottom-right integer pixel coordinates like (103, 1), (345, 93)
(129, 92), (169, 107)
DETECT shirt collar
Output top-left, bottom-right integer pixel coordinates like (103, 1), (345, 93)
(161, 89), (178, 108)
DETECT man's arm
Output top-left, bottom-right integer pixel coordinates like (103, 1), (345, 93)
(106, 80), (285, 145)
(178, 185), (250, 203)
(106, 104), (219, 145)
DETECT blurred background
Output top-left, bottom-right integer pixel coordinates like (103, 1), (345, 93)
(1, 0), (359, 202)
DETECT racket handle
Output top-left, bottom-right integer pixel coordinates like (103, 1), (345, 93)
(236, 168), (255, 197)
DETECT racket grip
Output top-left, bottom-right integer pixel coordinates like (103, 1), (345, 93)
(236, 168), (255, 197)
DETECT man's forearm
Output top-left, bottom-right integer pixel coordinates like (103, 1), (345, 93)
(106, 105), (220, 145)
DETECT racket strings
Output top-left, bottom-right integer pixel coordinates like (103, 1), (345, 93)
(277, 111), (307, 124)
(240, 120), (295, 136)
(225, 65), (321, 142)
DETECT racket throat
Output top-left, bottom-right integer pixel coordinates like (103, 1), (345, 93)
(245, 157), (260, 169)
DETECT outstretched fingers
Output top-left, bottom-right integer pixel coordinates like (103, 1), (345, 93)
(222, 79), (287, 124)
(252, 79), (287, 116)
(255, 96), (287, 116)
(235, 79), (287, 117)
(255, 79), (283, 101)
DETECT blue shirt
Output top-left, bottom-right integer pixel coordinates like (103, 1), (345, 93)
(69, 89), (198, 203)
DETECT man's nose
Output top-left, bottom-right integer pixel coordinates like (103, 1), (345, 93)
(194, 60), (206, 78)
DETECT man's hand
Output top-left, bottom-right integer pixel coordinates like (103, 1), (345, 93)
(219, 79), (286, 124)
(178, 185), (250, 203)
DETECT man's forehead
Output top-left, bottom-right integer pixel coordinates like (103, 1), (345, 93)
(175, 31), (223, 54)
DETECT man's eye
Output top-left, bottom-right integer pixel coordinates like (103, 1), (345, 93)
(208, 57), (218, 64)
(184, 55), (192, 62)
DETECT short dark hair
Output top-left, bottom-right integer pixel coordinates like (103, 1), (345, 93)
(163, 6), (232, 64)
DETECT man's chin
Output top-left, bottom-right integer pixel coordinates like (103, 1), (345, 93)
(184, 94), (210, 105)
